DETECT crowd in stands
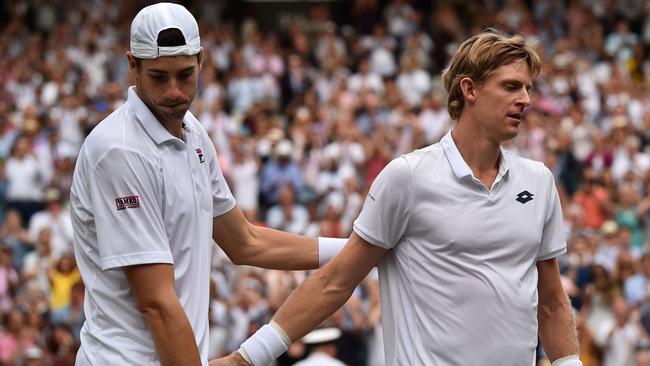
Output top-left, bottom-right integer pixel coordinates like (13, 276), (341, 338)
(3, 0), (650, 365)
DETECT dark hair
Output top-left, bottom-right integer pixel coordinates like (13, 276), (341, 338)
(134, 28), (199, 66)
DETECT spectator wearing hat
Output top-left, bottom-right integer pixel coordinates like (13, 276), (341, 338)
(292, 328), (345, 366)
(20, 345), (44, 366)
(260, 139), (305, 207)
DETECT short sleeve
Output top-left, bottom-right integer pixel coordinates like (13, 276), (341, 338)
(353, 157), (413, 249)
(204, 135), (236, 217)
(89, 148), (172, 270)
(537, 168), (567, 261)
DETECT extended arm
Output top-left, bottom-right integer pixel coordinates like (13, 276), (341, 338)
(125, 264), (201, 366)
(271, 233), (386, 340)
(210, 233), (387, 365)
(213, 205), (344, 270)
(537, 258), (581, 364)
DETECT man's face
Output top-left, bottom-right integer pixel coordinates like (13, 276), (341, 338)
(468, 60), (532, 142)
(128, 51), (202, 124)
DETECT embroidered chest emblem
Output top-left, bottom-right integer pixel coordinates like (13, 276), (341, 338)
(195, 148), (205, 163)
(516, 190), (534, 204)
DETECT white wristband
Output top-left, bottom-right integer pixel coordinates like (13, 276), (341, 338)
(240, 321), (290, 366)
(552, 355), (583, 366)
(318, 237), (347, 267)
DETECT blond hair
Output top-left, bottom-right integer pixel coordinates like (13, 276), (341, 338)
(441, 30), (541, 120)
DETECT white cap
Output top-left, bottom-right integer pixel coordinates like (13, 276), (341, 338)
(130, 3), (201, 59)
(23, 346), (43, 359)
(275, 139), (293, 157)
(301, 327), (341, 345)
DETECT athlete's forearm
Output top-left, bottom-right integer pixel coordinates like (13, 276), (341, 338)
(141, 298), (202, 366)
(213, 207), (345, 270)
(126, 264), (201, 366)
(538, 288), (580, 360)
(273, 262), (357, 341)
(272, 234), (384, 341)
(239, 225), (320, 270)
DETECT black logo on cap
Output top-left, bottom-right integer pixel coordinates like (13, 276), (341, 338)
(516, 190), (534, 204)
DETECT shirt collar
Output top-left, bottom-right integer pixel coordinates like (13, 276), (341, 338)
(126, 86), (192, 145)
(441, 130), (510, 181)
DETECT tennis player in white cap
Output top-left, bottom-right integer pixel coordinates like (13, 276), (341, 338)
(214, 29), (583, 366)
(70, 3), (345, 365)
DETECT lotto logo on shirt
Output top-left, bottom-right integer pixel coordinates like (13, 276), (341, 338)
(115, 196), (140, 211)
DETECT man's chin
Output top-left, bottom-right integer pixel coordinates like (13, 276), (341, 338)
(157, 107), (188, 123)
(500, 128), (519, 142)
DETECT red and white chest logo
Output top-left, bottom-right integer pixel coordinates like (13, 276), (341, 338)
(115, 196), (140, 210)
(195, 148), (205, 163)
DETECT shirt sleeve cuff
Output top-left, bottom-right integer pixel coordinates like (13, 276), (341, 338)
(101, 252), (174, 271)
(537, 246), (567, 261)
(353, 224), (392, 249)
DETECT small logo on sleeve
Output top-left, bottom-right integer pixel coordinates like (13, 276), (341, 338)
(115, 196), (140, 210)
(195, 148), (205, 163)
(516, 190), (534, 204)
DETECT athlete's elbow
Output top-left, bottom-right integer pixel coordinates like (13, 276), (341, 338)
(317, 272), (355, 308)
(135, 296), (175, 321)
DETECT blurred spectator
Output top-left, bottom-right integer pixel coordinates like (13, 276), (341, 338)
(28, 188), (73, 260)
(615, 184), (645, 255)
(600, 295), (646, 366)
(266, 185), (310, 235)
(0, 246), (18, 314)
(0, 209), (31, 270)
(260, 140), (306, 207)
(0, 309), (35, 365)
(50, 282), (85, 344)
(229, 138), (260, 220)
(46, 255), (80, 313)
(6, 135), (45, 222)
(348, 57), (384, 96)
(573, 168), (611, 230)
(22, 227), (53, 297)
(396, 53), (431, 107)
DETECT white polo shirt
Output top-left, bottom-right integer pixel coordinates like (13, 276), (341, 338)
(353, 131), (566, 366)
(71, 87), (236, 365)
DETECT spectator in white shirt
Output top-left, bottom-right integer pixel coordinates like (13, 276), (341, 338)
(396, 53), (431, 107)
(6, 135), (45, 221)
(28, 188), (73, 259)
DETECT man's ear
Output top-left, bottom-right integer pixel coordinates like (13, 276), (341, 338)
(198, 47), (205, 70)
(126, 51), (137, 72)
(460, 77), (477, 103)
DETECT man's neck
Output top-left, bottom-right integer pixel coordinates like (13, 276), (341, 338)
(451, 121), (502, 187)
(160, 119), (183, 140)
